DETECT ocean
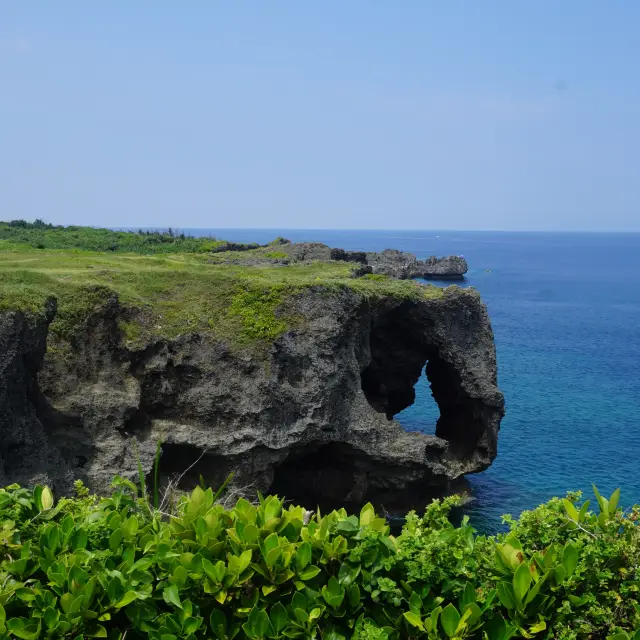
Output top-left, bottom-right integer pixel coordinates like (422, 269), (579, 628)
(182, 229), (640, 530)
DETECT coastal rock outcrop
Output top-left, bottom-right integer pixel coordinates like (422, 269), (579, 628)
(0, 285), (503, 514)
(213, 242), (468, 280)
(365, 250), (468, 279)
(203, 239), (467, 280)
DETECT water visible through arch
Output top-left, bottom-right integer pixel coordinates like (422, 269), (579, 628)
(395, 365), (440, 435)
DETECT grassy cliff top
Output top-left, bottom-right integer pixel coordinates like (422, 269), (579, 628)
(0, 219), (228, 254)
(0, 222), (448, 349)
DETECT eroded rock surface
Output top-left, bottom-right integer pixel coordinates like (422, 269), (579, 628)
(0, 284), (502, 513)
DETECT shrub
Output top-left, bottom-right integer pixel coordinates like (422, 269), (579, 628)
(1, 480), (639, 640)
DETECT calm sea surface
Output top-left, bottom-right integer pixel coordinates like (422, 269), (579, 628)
(178, 229), (640, 530)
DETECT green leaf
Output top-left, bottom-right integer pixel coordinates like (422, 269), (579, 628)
(163, 585), (182, 609)
(308, 607), (323, 622)
(337, 562), (360, 587)
(553, 565), (567, 584)
(7, 618), (42, 640)
(263, 496), (282, 521)
(578, 500), (591, 522)
(40, 486), (54, 510)
(562, 498), (579, 521)
(210, 609), (228, 640)
(70, 594), (85, 614)
(609, 488), (621, 514)
(598, 512), (608, 531)
(183, 617), (201, 635)
(33, 485), (43, 510)
(403, 612), (425, 631)
(295, 542), (312, 572)
(592, 484), (609, 517)
(263, 532), (279, 555)
(347, 584), (360, 608)
(245, 607), (271, 639)
(359, 503), (375, 527)
(463, 603), (482, 627)
(47, 524), (61, 553)
(238, 549), (253, 573)
(513, 562), (531, 603)
(461, 582), (476, 608)
(266, 547), (282, 569)
(15, 588), (36, 602)
(430, 607), (442, 633)
(109, 529), (123, 553)
(115, 591), (138, 608)
(440, 603), (461, 638)
(294, 608), (309, 624)
(485, 613), (507, 640)
(562, 543), (579, 577)
(291, 592), (307, 612)
(335, 519), (358, 535)
(299, 565), (321, 581)
(541, 544), (558, 570)
(60, 592), (76, 614)
(43, 606), (60, 630)
(321, 577), (345, 609)
(0, 603), (5, 632)
(243, 524), (260, 543)
(409, 590), (422, 614)
(71, 527), (88, 550)
(528, 620), (546, 634)
(525, 572), (549, 606)
(497, 582), (516, 610)
(270, 602), (288, 633)
(609, 634), (630, 640)
(203, 558), (226, 583)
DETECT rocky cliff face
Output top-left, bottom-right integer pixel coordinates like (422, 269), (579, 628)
(0, 286), (503, 513)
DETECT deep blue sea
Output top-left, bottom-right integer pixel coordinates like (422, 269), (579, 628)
(180, 229), (640, 530)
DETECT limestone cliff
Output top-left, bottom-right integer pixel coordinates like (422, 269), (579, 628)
(0, 284), (503, 514)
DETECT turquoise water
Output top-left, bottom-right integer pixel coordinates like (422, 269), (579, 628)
(183, 229), (640, 529)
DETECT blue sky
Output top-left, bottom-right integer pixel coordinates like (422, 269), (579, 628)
(1, 2), (639, 230)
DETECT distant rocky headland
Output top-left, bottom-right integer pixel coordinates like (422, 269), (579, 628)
(209, 238), (469, 280)
(0, 222), (501, 514)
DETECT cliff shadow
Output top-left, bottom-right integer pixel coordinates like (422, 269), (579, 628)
(147, 442), (236, 497)
(268, 441), (463, 516)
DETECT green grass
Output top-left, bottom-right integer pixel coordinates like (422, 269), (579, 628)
(0, 220), (224, 254)
(0, 246), (445, 350)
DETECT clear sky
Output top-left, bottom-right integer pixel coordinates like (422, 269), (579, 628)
(1, 2), (639, 231)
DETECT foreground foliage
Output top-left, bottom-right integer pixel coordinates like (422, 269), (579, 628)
(1, 480), (639, 640)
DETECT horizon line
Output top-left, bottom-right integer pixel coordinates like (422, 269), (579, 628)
(111, 225), (640, 234)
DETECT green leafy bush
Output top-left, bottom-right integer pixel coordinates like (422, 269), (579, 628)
(1, 480), (639, 640)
